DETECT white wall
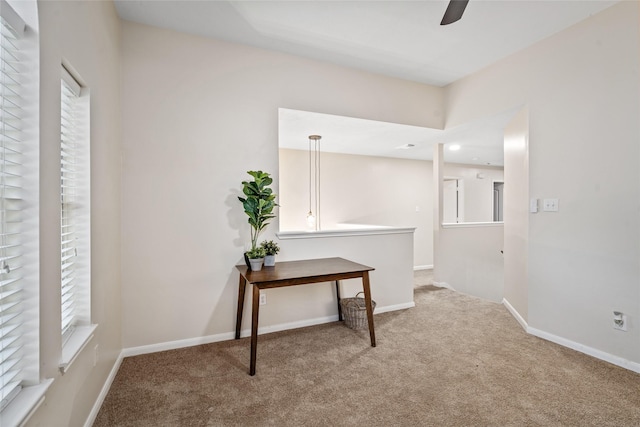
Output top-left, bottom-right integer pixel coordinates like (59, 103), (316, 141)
(120, 20), (443, 349)
(436, 224), (504, 303)
(279, 148), (433, 267)
(445, 1), (640, 366)
(503, 108), (529, 322)
(27, 1), (122, 425)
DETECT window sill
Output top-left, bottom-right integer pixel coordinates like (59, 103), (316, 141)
(0, 379), (53, 427)
(59, 324), (98, 374)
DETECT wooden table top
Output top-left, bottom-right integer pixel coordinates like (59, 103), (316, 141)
(236, 257), (374, 287)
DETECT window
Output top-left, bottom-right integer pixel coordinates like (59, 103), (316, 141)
(58, 65), (93, 373)
(1, 2), (50, 425)
(0, 1), (26, 411)
(60, 68), (81, 341)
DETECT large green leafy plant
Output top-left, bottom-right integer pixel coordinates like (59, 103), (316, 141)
(238, 170), (277, 251)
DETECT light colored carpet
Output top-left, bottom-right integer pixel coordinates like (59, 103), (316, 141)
(94, 283), (640, 426)
(413, 269), (433, 288)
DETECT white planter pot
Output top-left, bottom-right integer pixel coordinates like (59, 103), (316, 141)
(249, 257), (264, 271)
(264, 255), (276, 267)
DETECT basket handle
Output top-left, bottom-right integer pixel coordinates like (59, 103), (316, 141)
(343, 298), (362, 309)
(342, 292), (367, 310)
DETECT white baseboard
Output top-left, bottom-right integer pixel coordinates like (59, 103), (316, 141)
(502, 298), (528, 331)
(432, 281), (454, 290)
(376, 301), (415, 313)
(500, 298), (640, 375)
(84, 351), (124, 427)
(122, 331), (238, 358)
(122, 302), (412, 358)
(239, 314), (340, 339)
(121, 316), (340, 357)
(527, 326), (640, 374)
(413, 265), (433, 271)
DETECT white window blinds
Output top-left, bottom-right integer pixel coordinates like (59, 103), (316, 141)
(0, 1), (25, 411)
(60, 68), (82, 341)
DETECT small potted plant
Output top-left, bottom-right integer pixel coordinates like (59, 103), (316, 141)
(260, 240), (280, 267)
(246, 247), (266, 271)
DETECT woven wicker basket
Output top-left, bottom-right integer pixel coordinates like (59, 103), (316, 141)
(340, 292), (376, 330)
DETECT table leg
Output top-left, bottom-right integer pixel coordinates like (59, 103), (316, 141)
(235, 275), (247, 339)
(250, 284), (260, 375)
(362, 271), (376, 347)
(335, 280), (343, 321)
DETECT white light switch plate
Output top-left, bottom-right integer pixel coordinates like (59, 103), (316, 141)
(543, 199), (559, 212)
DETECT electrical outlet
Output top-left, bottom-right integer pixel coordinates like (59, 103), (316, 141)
(543, 198), (559, 212)
(94, 344), (99, 366)
(259, 292), (266, 305)
(613, 311), (627, 331)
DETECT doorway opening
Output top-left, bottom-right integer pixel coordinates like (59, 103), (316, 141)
(493, 181), (504, 222)
(443, 177), (464, 223)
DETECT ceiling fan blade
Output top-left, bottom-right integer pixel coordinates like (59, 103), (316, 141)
(440, 0), (469, 25)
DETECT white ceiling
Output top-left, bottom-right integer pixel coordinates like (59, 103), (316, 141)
(279, 108), (519, 166)
(114, 0), (619, 166)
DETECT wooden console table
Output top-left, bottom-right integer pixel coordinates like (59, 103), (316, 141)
(235, 257), (376, 375)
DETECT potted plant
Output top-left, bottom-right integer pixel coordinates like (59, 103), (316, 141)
(246, 247), (266, 271)
(260, 240), (280, 267)
(238, 170), (277, 269)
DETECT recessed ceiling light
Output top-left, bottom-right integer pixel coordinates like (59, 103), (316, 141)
(448, 144), (461, 151)
(395, 143), (415, 150)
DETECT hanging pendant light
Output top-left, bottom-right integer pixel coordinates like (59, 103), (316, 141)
(306, 135), (321, 231)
